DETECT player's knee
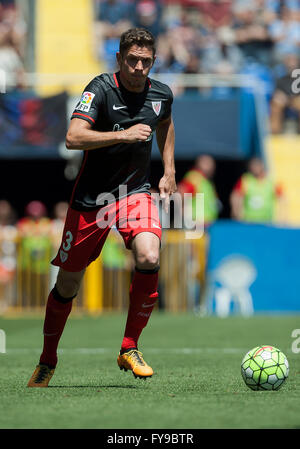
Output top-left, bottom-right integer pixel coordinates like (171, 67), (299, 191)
(56, 279), (80, 299)
(56, 268), (85, 299)
(136, 250), (159, 270)
(56, 273), (81, 299)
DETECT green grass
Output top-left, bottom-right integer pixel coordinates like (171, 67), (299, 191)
(0, 313), (299, 429)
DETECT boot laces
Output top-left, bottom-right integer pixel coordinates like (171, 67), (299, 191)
(129, 350), (145, 366)
(34, 365), (50, 383)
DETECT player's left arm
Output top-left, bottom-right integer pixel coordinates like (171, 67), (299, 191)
(156, 115), (176, 212)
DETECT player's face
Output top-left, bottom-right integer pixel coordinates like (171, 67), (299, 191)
(117, 45), (155, 92)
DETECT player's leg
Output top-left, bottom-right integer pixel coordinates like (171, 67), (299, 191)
(27, 268), (85, 387)
(27, 205), (110, 387)
(117, 231), (160, 378)
(122, 231), (160, 349)
(40, 268), (85, 367)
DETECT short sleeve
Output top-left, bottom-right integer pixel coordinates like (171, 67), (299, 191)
(71, 77), (105, 126)
(160, 85), (173, 121)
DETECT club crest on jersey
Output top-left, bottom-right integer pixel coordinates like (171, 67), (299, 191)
(152, 101), (161, 116)
(76, 91), (95, 112)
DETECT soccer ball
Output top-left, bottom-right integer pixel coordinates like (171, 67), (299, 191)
(241, 345), (289, 391)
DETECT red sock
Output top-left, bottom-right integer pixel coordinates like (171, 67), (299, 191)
(39, 288), (73, 368)
(121, 269), (159, 352)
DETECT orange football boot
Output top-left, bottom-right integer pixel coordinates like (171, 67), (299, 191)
(117, 349), (153, 379)
(27, 364), (55, 387)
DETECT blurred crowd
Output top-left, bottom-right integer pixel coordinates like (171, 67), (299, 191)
(0, 0), (26, 90)
(94, 0), (300, 74)
(94, 0), (300, 133)
(0, 200), (68, 289)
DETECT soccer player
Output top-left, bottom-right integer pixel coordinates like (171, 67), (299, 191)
(27, 28), (176, 387)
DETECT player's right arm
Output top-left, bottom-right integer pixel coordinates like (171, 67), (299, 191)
(66, 119), (152, 151)
(66, 77), (152, 150)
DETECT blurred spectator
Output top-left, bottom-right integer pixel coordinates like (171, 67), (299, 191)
(178, 154), (219, 227)
(132, 0), (163, 38)
(0, 22), (25, 89)
(0, 199), (16, 226)
(230, 157), (285, 223)
(198, 0), (233, 29)
(160, 10), (201, 71)
(95, 0), (132, 35)
(177, 155), (218, 315)
(0, 199), (17, 292)
(18, 201), (49, 229)
(200, 27), (244, 74)
(18, 201), (52, 306)
(182, 53), (202, 95)
(51, 201), (68, 239)
(269, 4), (300, 61)
(94, 0), (133, 70)
(232, 1), (274, 66)
(0, 0), (26, 90)
(270, 51), (300, 134)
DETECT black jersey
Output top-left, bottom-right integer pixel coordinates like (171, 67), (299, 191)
(69, 71), (173, 211)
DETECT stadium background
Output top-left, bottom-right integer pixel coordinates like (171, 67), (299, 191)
(0, 0), (300, 315)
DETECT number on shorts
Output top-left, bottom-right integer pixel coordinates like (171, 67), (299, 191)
(62, 230), (73, 252)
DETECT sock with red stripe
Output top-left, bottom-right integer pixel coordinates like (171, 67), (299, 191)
(39, 285), (75, 368)
(121, 267), (159, 352)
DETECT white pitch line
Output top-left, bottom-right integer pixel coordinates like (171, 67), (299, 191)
(4, 347), (244, 355)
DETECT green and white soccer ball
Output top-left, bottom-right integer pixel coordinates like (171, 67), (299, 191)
(241, 345), (289, 391)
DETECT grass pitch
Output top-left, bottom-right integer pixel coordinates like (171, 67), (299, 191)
(0, 313), (299, 429)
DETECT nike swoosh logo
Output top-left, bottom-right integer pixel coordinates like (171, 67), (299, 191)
(152, 223), (161, 229)
(43, 332), (58, 337)
(141, 302), (157, 308)
(113, 105), (127, 110)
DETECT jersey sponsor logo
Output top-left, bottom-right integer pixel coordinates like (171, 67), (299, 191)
(113, 104), (127, 110)
(152, 101), (161, 116)
(75, 91), (95, 112)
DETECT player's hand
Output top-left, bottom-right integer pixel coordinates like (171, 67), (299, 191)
(121, 124), (152, 143)
(159, 172), (177, 214)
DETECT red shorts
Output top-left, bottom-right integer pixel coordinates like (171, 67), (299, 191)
(51, 193), (161, 272)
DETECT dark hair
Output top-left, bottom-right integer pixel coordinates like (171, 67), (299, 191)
(119, 28), (156, 57)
